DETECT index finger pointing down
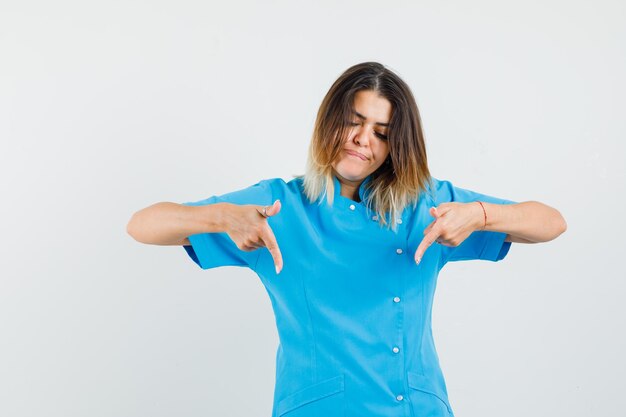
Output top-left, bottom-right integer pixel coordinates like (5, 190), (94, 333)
(261, 224), (283, 274)
(414, 228), (442, 265)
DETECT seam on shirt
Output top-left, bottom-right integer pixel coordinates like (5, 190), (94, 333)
(400, 244), (415, 417)
(251, 248), (263, 272)
(301, 276), (317, 382)
(436, 244), (447, 271)
(417, 271), (426, 376)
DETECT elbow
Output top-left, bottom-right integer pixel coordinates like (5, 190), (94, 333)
(126, 215), (137, 241)
(560, 216), (568, 235)
(557, 208), (567, 235)
(552, 210), (568, 239)
(126, 213), (144, 242)
(536, 204), (567, 242)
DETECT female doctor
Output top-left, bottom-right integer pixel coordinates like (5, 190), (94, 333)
(127, 62), (567, 417)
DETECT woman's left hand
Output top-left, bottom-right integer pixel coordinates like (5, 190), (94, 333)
(414, 202), (483, 264)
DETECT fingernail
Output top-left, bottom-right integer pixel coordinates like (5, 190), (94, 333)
(275, 266), (280, 274)
(415, 257), (421, 265)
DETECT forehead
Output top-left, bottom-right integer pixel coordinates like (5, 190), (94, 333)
(352, 90), (392, 124)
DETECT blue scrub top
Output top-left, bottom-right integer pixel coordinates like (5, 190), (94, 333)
(181, 174), (517, 417)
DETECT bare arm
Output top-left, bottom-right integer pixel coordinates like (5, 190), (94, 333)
(126, 202), (231, 246)
(504, 234), (537, 243)
(413, 200), (567, 263)
(127, 199), (285, 273)
(478, 201), (567, 243)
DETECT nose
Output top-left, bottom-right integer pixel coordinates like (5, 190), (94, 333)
(353, 124), (372, 146)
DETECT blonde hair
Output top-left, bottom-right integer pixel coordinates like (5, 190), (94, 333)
(295, 62), (433, 233)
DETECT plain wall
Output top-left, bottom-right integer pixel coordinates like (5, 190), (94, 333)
(1, 0), (624, 416)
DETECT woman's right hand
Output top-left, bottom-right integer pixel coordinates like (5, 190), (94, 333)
(224, 199), (283, 274)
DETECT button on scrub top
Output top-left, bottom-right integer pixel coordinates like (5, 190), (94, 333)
(181, 174), (517, 417)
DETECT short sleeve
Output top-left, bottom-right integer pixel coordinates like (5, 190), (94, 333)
(181, 179), (274, 271)
(432, 178), (518, 265)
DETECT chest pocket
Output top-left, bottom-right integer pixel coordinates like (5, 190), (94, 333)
(407, 371), (454, 417)
(277, 374), (345, 417)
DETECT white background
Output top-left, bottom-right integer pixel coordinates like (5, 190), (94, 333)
(1, 1), (624, 416)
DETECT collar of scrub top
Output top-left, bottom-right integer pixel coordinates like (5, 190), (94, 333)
(331, 173), (373, 211)
(329, 173), (411, 232)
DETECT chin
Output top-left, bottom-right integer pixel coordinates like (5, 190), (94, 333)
(333, 161), (371, 181)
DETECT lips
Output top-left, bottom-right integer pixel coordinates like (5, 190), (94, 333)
(345, 149), (368, 161)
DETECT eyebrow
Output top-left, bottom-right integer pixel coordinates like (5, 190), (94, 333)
(354, 111), (389, 127)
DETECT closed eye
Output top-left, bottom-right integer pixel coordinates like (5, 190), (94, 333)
(349, 122), (388, 140)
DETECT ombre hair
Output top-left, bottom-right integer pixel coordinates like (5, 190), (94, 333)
(296, 62), (433, 232)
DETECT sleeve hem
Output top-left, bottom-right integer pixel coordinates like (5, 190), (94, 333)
(480, 231), (512, 262)
(184, 232), (248, 270)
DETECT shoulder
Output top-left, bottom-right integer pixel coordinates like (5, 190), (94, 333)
(257, 176), (297, 193)
(420, 176), (484, 206)
(423, 176), (516, 206)
(183, 177), (300, 208)
(253, 176), (305, 200)
(420, 176), (450, 205)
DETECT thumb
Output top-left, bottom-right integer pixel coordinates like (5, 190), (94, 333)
(429, 206), (440, 219)
(265, 199), (281, 217)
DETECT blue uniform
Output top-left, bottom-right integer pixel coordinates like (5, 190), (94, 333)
(182, 174), (517, 417)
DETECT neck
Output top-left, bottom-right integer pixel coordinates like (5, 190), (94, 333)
(336, 175), (362, 202)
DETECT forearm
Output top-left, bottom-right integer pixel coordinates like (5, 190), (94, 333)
(476, 201), (567, 243)
(126, 202), (231, 245)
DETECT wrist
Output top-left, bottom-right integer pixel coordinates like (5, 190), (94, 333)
(474, 201), (487, 231)
(201, 202), (232, 233)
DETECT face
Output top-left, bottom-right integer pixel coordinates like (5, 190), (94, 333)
(332, 90), (392, 188)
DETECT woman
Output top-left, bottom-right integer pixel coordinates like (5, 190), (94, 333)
(127, 62), (566, 417)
